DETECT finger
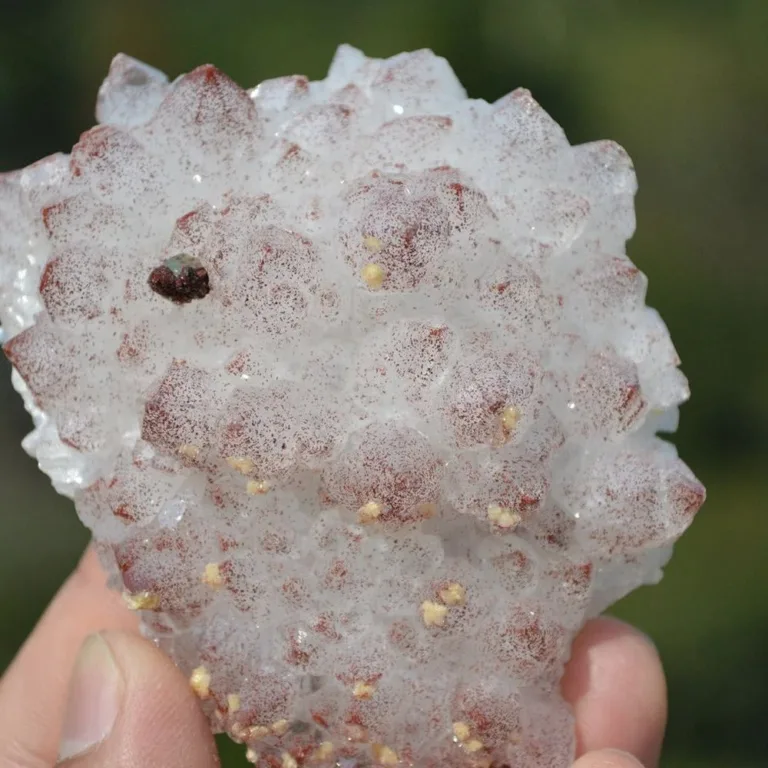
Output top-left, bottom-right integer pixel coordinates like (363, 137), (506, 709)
(57, 630), (220, 767)
(562, 617), (667, 767)
(0, 547), (139, 767)
(572, 748), (645, 768)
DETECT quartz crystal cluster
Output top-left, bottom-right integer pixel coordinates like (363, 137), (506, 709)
(0, 46), (704, 768)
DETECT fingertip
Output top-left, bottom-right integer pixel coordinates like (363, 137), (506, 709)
(103, 630), (220, 767)
(572, 748), (645, 768)
(562, 617), (666, 767)
(58, 630), (219, 767)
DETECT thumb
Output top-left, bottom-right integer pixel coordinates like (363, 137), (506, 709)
(57, 631), (220, 767)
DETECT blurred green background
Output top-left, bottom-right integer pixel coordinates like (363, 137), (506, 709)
(1, 1), (766, 766)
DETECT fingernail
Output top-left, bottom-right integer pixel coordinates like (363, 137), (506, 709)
(57, 633), (122, 762)
(599, 748), (646, 767)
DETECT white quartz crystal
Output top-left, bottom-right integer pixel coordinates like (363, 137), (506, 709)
(0, 46), (704, 767)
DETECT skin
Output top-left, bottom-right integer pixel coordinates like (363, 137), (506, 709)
(0, 547), (666, 768)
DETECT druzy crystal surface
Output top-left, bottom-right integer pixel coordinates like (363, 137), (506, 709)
(0, 47), (704, 767)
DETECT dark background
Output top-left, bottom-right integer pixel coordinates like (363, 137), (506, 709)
(1, 1), (767, 766)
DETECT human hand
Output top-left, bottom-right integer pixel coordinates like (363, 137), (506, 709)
(0, 547), (666, 768)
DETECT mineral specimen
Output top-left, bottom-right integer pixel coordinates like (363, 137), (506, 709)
(0, 46), (705, 767)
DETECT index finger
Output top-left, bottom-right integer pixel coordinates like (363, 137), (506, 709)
(562, 616), (667, 766)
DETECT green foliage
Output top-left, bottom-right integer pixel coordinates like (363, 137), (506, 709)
(1, 1), (767, 766)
